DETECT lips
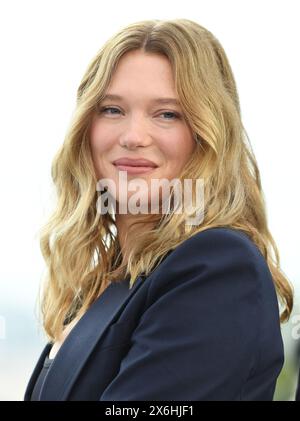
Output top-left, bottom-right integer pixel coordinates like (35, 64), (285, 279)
(112, 157), (158, 175)
(113, 157), (158, 168)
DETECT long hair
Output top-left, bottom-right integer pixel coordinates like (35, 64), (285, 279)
(39, 18), (293, 341)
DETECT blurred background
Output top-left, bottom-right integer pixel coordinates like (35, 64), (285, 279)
(0, 0), (299, 401)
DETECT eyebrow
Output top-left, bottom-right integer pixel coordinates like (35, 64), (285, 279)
(101, 94), (181, 106)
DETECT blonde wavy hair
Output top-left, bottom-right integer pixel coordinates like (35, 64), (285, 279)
(39, 18), (293, 341)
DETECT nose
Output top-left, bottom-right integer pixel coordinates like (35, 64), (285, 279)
(119, 114), (152, 149)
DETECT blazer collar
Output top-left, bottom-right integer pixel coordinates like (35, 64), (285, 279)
(27, 275), (145, 401)
(24, 342), (52, 400)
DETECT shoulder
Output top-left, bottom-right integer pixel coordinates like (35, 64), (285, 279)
(154, 226), (270, 278)
(147, 227), (275, 306)
(172, 226), (266, 264)
(142, 227), (282, 366)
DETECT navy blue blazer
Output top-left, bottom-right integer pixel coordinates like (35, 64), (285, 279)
(296, 367), (300, 401)
(24, 227), (284, 401)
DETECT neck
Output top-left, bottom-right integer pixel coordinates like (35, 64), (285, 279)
(115, 213), (155, 265)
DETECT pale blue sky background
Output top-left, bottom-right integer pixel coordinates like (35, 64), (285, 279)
(0, 0), (299, 400)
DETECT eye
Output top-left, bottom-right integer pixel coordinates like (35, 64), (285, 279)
(159, 111), (180, 120)
(99, 106), (121, 115)
(97, 106), (181, 121)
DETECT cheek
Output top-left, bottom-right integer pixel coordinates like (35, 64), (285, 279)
(89, 127), (107, 179)
(163, 137), (195, 171)
(90, 119), (118, 152)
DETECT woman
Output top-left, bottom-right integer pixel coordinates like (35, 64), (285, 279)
(24, 18), (293, 401)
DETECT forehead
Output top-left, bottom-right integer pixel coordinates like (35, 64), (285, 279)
(105, 50), (178, 100)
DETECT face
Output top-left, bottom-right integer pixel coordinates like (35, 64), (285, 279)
(89, 49), (196, 213)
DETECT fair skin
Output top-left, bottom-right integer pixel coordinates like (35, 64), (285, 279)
(49, 49), (196, 359)
(90, 49), (196, 260)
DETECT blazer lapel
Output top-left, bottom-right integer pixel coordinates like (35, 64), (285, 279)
(24, 342), (52, 400)
(38, 275), (145, 400)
